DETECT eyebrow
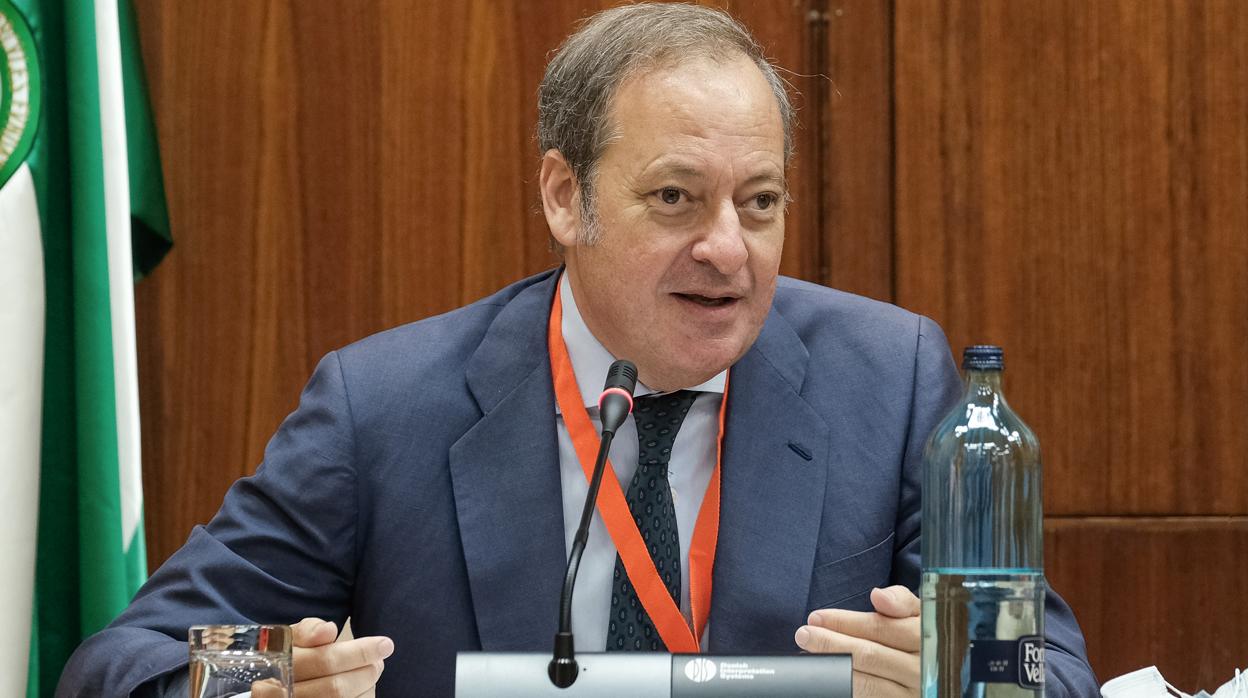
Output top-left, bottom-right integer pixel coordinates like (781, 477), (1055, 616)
(742, 172), (787, 190)
(642, 162), (705, 181)
(640, 162), (787, 190)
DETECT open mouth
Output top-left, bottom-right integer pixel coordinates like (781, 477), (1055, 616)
(674, 293), (738, 308)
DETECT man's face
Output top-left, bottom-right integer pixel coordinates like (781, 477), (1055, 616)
(558, 54), (787, 391)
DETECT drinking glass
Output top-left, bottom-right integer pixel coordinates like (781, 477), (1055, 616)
(189, 624), (293, 697)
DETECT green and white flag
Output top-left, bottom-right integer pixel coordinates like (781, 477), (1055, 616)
(0, 0), (171, 695)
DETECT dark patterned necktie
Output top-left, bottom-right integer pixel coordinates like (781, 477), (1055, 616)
(606, 390), (699, 651)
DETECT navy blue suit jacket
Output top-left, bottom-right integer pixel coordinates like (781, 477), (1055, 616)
(59, 270), (1098, 696)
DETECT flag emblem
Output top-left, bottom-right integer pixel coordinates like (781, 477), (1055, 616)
(0, 0), (40, 186)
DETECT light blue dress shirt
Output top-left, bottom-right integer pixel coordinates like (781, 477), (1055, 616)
(555, 273), (724, 650)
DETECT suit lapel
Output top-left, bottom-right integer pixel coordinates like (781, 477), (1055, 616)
(449, 271), (567, 650)
(709, 307), (830, 652)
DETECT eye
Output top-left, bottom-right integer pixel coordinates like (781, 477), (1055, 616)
(752, 192), (778, 210)
(658, 187), (684, 205)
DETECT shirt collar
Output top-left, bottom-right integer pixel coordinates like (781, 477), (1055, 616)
(558, 271), (727, 412)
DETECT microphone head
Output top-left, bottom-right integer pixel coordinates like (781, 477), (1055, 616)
(602, 360), (637, 394)
(597, 360), (637, 435)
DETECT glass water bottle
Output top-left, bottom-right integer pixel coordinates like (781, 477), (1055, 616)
(920, 345), (1046, 697)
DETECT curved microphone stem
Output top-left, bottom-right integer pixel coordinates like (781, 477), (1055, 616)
(559, 430), (614, 633)
(549, 430), (614, 687)
(550, 360), (636, 689)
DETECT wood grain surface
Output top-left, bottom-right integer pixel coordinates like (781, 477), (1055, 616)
(823, 0), (894, 301)
(894, 0), (1248, 516)
(1047, 517), (1248, 690)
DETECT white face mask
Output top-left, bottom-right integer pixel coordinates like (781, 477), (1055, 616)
(1208, 670), (1248, 698)
(1102, 666), (1248, 698)
(1102, 666), (1185, 698)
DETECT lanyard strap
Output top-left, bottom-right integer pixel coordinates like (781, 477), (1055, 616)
(547, 282), (725, 653)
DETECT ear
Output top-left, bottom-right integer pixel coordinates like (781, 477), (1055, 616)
(539, 149), (582, 249)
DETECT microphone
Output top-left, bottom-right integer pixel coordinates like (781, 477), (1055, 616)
(597, 360), (637, 436)
(549, 359), (638, 688)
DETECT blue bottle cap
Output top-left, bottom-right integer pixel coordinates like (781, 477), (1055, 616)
(962, 345), (1004, 370)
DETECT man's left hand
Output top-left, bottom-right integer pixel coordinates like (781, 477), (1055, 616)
(794, 585), (921, 698)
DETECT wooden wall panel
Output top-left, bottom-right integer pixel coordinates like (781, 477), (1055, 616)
(895, 0), (1248, 686)
(894, 0), (1248, 516)
(132, 1), (312, 566)
(132, 1), (826, 569)
(823, 0), (894, 300)
(1047, 518), (1248, 690)
(291, 4), (386, 357)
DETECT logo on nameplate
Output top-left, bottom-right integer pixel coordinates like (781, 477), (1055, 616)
(684, 657), (717, 683)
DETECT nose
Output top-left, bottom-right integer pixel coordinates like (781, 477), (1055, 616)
(690, 201), (748, 275)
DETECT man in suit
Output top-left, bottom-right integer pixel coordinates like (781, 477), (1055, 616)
(59, 4), (1098, 696)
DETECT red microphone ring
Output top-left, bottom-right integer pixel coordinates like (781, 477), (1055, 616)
(597, 387), (634, 414)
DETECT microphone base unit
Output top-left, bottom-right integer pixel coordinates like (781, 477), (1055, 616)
(455, 651), (851, 697)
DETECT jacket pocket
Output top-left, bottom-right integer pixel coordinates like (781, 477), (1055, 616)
(807, 531), (896, 612)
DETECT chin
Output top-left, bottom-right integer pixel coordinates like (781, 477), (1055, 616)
(655, 348), (744, 390)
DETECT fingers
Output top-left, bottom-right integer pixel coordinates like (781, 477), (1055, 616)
(807, 608), (920, 653)
(870, 586), (921, 619)
(292, 617), (339, 648)
(795, 624), (918, 689)
(797, 629), (917, 690)
(251, 679), (288, 698)
(853, 669), (915, 698)
(294, 660), (385, 698)
(294, 636), (395, 683)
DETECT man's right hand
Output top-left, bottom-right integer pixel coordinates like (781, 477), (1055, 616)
(255, 617), (394, 697)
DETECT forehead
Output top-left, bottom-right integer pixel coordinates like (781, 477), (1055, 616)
(601, 54), (785, 170)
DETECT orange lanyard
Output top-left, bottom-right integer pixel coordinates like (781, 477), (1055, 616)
(547, 282), (726, 653)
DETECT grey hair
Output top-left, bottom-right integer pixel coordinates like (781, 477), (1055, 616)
(538, 2), (796, 246)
